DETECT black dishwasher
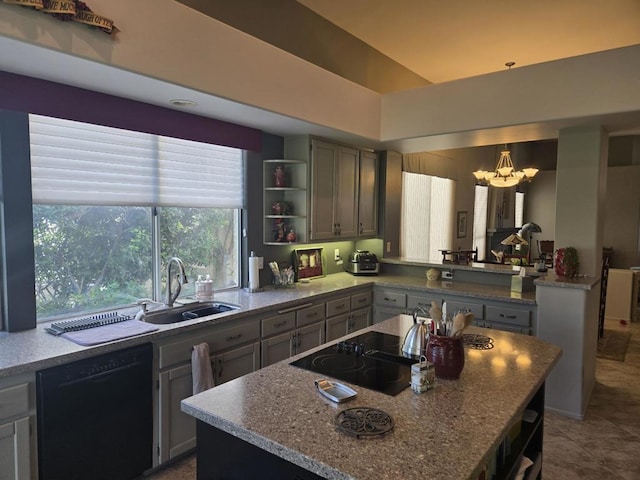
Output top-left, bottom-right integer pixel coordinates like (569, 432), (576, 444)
(36, 343), (153, 480)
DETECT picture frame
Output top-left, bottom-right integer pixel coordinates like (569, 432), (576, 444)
(293, 248), (325, 280)
(457, 211), (468, 238)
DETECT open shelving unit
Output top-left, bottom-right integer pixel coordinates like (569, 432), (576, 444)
(493, 383), (545, 480)
(263, 159), (308, 245)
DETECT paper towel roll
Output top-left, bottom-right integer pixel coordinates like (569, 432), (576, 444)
(249, 254), (260, 291)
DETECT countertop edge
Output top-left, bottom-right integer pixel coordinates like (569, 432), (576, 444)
(0, 272), (536, 377)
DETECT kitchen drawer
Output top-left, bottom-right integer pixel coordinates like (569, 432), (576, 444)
(209, 320), (261, 352)
(262, 311), (296, 337)
(326, 297), (350, 318)
(407, 294), (440, 311)
(485, 305), (531, 327)
(350, 291), (372, 310)
(158, 319), (260, 369)
(374, 290), (407, 309)
(445, 299), (484, 320)
(0, 383), (29, 420)
(296, 304), (325, 328)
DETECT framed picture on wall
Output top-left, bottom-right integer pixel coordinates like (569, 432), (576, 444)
(293, 248), (325, 280)
(457, 211), (468, 238)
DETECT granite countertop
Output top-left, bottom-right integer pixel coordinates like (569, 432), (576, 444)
(0, 272), (535, 378)
(382, 256), (540, 276)
(182, 315), (562, 480)
(534, 271), (599, 290)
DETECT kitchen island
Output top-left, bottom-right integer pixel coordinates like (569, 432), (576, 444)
(182, 315), (561, 480)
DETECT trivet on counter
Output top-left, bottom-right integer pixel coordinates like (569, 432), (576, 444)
(335, 407), (394, 438)
(462, 333), (494, 350)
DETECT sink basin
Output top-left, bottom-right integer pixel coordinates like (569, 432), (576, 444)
(181, 303), (239, 320)
(145, 302), (240, 325)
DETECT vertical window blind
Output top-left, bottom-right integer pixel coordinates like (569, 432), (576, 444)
(515, 191), (525, 228)
(29, 114), (244, 208)
(400, 172), (455, 262)
(473, 185), (488, 261)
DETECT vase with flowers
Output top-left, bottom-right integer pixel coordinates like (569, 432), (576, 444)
(554, 246), (579, 278)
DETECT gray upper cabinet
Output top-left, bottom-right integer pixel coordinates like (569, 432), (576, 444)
(357, 150), (379, 237)
(310, 139), (358, 240)
(284, 135), (378, 242)
(333, 144), (359, 238)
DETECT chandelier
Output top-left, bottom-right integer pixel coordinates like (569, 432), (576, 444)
(473, 146), (538, 188)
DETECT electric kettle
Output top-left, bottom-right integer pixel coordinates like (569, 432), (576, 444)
(402, 306), (430, 357)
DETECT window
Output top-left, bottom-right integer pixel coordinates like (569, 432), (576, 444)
(473, 185), (488, 261)
(29, 115), (243, 321)
(400, 172), (456, 262)
(515, 191), (525, 228)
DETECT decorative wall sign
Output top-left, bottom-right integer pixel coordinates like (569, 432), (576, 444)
(3, 0), (118, 35)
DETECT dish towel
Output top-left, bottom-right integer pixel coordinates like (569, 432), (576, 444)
(192, 342), (215, 394)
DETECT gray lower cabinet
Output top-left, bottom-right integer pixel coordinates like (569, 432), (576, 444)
(0, 381), (32, 480)
(373, 288), (407, 324)
(372, 286), (536, 335)
(156, 317), (260, 464)
(325, 289), (372, 342)
(482, 304), (534, 335)
(261, 303), (325, 367)
(326, 307), (371, 342)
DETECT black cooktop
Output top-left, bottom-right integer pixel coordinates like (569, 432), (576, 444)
(290, 331), (416, 396)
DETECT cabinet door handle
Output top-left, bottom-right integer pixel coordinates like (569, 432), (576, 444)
(226, 333), (242, 342)
(359, 222), (363, 233)
(336, 304), (346, 310)
(217, 357), (224, 378)
(384, 297), (396, 302)
(274, 320), (288, 328)
(499, 314), (517, 319)
(307, 312), (318, 318)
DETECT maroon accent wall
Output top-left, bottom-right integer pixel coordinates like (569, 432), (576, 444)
(0, 70), (262, 152)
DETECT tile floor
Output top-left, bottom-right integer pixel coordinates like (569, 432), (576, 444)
(145, 318), (640, 480)
(543, 317), (640, 479)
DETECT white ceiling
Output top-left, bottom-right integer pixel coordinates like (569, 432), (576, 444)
(298, 0), (640, 85)
(1, 1), (640, 151)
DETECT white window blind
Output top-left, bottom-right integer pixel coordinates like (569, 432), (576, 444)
(29, 115), (244, 208)
(473, 185), (488, 261)
(515, 191), (525, 228)
(400, 172), (455, 262)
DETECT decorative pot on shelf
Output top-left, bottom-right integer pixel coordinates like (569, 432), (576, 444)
(273, 165), (286, 187)
(426, 334), (465, 380)
(554, 247), (579, 278)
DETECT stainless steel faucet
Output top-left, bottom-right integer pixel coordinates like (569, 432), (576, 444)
(165, 257), (188, 306)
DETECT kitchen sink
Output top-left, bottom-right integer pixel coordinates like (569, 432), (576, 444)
(181, 303), (239, 320)
(145, 302), (240, 325)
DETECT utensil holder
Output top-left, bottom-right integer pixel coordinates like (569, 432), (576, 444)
(426, 334), (465, 379)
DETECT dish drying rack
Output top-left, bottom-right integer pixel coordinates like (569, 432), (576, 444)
(45, 312), (133, 336)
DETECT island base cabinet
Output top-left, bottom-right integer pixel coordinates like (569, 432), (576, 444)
(196, 421), (324, 480)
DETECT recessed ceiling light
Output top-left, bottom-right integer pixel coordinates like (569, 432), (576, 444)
(169, 99), (197, 107)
